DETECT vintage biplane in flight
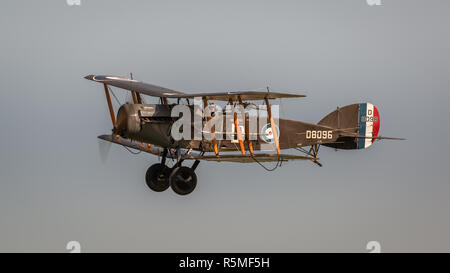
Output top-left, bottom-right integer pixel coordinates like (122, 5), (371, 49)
(85, 75), (403, 195)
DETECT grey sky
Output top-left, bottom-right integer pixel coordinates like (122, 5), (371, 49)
(0, 0), (449, 252)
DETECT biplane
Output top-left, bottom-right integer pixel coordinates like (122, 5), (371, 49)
(85, 75), (403, 195)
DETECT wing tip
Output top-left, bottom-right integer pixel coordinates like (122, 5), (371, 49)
(98, 134), (112, 141)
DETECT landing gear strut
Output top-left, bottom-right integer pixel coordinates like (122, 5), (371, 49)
(144, 149), (199, 195)
(169, 166), (197, 195)
(311, 144), (322, 167)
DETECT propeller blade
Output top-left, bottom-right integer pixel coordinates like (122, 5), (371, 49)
(98, 137), (112, 163)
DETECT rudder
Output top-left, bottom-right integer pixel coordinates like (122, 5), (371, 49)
(318, 103), (380, 149)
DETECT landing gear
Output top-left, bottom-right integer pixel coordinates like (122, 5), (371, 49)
(145, 163), (171, 192)
(144, 149), (199, 195)
(311, 144), (323, 167)
(296, 144), (323, 167)
(169, 166), (197, 195)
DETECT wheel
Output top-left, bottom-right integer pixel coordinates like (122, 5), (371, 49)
(169, 166), (197, 195)
(145, 163), (170, 192)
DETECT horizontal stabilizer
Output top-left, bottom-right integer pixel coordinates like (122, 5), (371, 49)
(340, 134), (406, 141)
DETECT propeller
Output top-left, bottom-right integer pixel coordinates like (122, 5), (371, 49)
(98, 137), (112, 163)
(98, 73), (143, 163)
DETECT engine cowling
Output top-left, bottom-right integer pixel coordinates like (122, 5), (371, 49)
(115, 103), (175, 144)
(116, 103), (141, 134)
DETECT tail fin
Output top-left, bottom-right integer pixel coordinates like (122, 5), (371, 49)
(318, 103), (380, 149)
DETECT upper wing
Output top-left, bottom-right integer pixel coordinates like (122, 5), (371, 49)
(85, 75), (305, 101)
(85, 75), (186, 97)
(171, 91), (305, 101)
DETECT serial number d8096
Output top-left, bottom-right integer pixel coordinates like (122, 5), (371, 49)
(306, 130), (333, 139)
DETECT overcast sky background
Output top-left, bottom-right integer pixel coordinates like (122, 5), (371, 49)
(0, 0), (449, 252)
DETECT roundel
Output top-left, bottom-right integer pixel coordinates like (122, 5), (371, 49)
(260, 123), (280, 143)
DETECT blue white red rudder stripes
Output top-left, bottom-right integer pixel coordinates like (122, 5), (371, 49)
(357, 103), (380, 149)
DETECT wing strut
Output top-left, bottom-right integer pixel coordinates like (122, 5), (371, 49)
(238, 96), (253, 154)
(103, 84), (116, 128)
(136, 93), (142, 104)
(229, 98), (246, 156)
(129, 73), (138, 104)
(264, 97), (280, 155)
(131, 91), (138, 104)
(202, 97), (219, 155)
(129, 73), (142, 104)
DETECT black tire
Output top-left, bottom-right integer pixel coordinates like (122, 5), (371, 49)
(145, 163), (170, 192)
(169, 166), (197, 195)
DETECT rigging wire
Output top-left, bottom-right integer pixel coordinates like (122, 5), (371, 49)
(251, 155), (283, 172)
(295, 146), (314, 157)
(108, 86), (122, 106)
(122, 144), (142, 155)
(107, 84), (287, 167)
(106, 85), (142, 155)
